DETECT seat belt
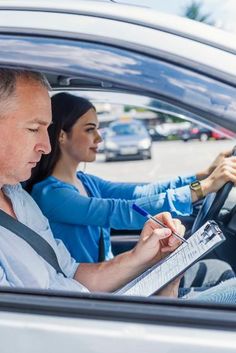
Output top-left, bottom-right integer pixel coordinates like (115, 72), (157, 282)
(98, 228), (105, 262)
(0, 209), (65, 276)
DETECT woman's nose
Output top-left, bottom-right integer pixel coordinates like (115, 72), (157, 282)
(96, 131), (102, 143)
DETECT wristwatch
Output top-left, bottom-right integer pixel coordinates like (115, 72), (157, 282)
(190, 180), (204, 199)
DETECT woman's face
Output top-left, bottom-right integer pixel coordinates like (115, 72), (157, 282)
(61, 108), (102, 163)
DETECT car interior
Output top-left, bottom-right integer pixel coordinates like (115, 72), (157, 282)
(44, 72), (236, 274)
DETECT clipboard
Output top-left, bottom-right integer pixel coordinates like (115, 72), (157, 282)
(116, 220), (225, 297)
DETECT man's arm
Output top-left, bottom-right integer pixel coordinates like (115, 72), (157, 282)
(74, 249), (142, 292)
(74, 213), (185, 292)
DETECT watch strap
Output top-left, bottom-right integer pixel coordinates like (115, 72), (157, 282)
(190, 180), (204, 199)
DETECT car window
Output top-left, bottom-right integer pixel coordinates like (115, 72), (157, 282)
(86, 105), (234, 183)
(109, 123), (147, 136)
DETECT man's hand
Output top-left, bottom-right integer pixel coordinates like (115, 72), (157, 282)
(131, 212), (186, 269)
(76, 213), (185, 293)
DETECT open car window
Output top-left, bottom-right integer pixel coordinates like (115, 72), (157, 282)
(0, 1), (236, 351)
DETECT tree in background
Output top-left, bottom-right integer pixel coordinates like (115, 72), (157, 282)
(183, 1), (215, 25)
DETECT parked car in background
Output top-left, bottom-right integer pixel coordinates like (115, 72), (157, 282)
(180, 124), (227, 142)
(148, 125), (168, 141)
(211, 126), (231, 140)
(181, 124), (212, 141)
(104, 120), (152, 161)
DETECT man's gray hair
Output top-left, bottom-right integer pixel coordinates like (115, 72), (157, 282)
(0, 68), (50, 102)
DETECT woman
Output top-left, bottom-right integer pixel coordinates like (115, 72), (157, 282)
(25, 92), (235, 265)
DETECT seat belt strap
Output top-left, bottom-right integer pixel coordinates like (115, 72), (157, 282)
(0, 209), (65, 276)
(98, 228), (105, 262)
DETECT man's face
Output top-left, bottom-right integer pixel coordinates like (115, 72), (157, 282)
(0, 77), (52, 186)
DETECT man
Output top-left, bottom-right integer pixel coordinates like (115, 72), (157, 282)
(0, 68), (185, 294)
(0, 68), (235, 295)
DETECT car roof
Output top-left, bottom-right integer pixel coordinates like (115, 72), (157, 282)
(0, 0), (235, 87)
(0, 1), (235, 135)
(0, 0), (235, 54)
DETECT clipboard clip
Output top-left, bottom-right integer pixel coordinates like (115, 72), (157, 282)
(199, 221), (221, 244)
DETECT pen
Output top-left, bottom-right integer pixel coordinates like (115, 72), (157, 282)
(132, 203), (188, 244)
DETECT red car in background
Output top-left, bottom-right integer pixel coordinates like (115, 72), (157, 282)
(181, 124), (227, 142)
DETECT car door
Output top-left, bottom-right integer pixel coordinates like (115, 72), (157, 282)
(0, 2), (236, 351)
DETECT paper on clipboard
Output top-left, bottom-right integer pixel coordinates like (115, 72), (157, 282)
(116, 220), (225, 297)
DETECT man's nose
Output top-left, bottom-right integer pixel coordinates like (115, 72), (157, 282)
(36, 133), (51, 155)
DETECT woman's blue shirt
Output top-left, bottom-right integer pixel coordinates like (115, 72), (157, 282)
(31, 172), (196, 263)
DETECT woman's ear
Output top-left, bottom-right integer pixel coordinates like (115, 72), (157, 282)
(59, 130), (66, 144)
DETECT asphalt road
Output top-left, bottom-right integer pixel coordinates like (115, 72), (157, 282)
(84, 140), (235, 183)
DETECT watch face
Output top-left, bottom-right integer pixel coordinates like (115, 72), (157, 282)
(191, 181), (200, 189)
(190, 180), (203, 199)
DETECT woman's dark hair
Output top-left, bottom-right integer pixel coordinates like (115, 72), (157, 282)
(25, 92), (95, 192)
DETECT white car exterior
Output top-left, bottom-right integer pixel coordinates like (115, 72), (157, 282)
(0, 1), (236, 352)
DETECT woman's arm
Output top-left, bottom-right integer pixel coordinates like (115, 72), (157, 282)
(33, 184), (193, 230)
(84, 172), (196, 199)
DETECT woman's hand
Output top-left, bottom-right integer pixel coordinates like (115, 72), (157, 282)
(201, 155), (236, 195)
(197, 149), (233, 180)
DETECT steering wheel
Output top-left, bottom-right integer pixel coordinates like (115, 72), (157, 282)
(191, 147), (236, 234)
